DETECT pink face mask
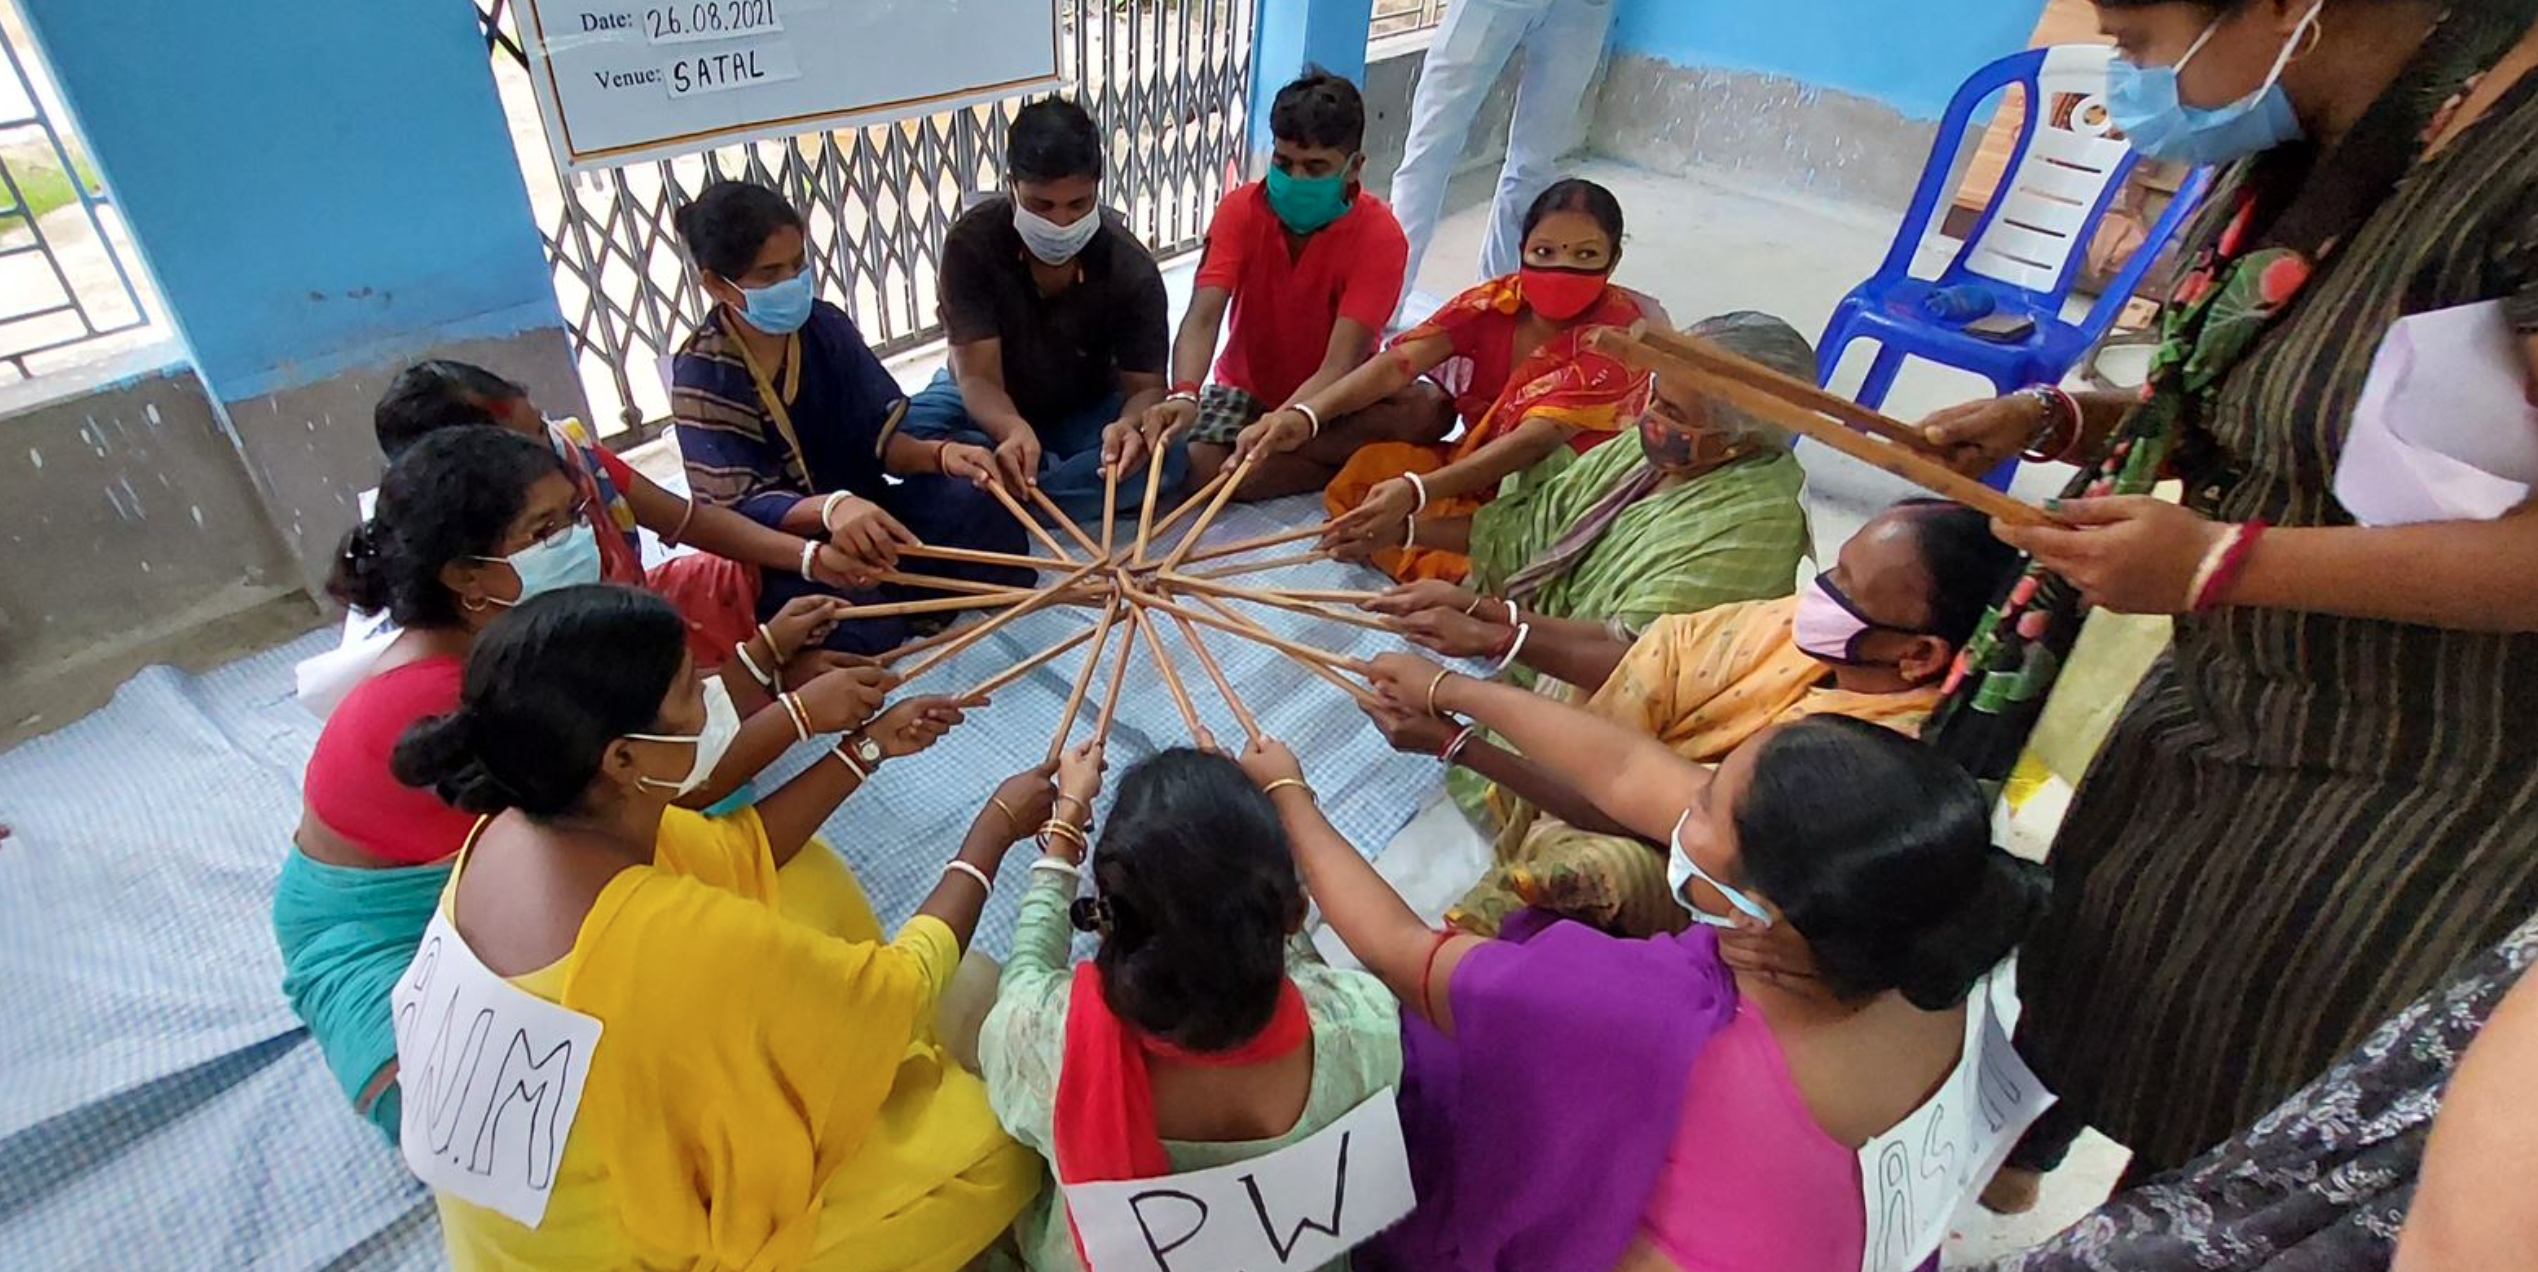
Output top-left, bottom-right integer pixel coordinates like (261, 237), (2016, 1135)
(1793, 574), (1885, 665)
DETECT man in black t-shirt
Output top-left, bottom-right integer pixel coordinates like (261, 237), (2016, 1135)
(902, 97), (1178, 523)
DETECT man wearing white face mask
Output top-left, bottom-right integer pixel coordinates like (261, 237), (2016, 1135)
(1901, 0), (2538, 1206)
(903, 97), (1179, 523)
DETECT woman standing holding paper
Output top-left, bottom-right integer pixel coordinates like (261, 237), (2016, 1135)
(1913, 0), (2538, 1201)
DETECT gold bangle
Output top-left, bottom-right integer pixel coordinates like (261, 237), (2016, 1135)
(989, 796), (1020, 834)
(1262, 777), (1313, 802)
(1424, 667), (1454, 717)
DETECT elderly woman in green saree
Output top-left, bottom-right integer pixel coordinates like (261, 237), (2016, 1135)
(1360, 310), (1817, 827)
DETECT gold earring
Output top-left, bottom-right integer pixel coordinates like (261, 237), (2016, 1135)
(461, 593), (490, 613)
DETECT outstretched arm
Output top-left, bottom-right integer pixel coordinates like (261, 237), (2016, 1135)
(1242, 736), (1484, 1033)
(1368, 652), (1708, 842)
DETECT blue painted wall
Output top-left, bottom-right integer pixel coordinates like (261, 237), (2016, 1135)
(1610, 0), (2051, 120)
(1248, 0), (1378, 154)
(19, 0), (562, 403)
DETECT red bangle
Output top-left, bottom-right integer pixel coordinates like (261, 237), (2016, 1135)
(2193, 520), (2268, 612)
(1171, 379), (1203, 397)
(1419, 929), (1461, 1022)
(2020, 385), (2083, 463)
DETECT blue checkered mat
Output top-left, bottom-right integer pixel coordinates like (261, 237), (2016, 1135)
(0, 493), (1441, 1270)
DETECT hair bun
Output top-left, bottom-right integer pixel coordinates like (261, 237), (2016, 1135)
(390, 711), (520, 815)
(1893, 849), (2050, 1012)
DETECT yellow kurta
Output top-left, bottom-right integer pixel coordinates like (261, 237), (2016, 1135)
(434, 809), (1039, 1272)
(1452, 597), (1942, 937)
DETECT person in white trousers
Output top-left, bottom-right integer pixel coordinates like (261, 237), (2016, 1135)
(1387, 0), (1617, 301)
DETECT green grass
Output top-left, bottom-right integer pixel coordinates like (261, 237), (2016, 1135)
(3, 150), (102, 224)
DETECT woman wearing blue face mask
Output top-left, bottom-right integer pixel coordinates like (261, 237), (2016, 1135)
(671, 181), (1030, 654)
(1282, 662), (2045, 1272)
(1905, 0), (2538, 1205)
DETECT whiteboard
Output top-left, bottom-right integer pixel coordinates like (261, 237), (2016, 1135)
(519, 0), (1065, 170)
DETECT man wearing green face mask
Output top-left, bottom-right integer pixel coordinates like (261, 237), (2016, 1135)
(1103, 70), (1415, 500)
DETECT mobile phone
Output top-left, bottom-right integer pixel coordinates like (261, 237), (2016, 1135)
(1966, 313), (2036, 342)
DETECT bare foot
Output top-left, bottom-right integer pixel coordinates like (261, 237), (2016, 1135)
(1979, 1165), (2043, 1215)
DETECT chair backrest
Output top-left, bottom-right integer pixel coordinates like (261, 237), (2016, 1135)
(1866, 46), (2142, 310)
(1947, 45), (2140, 302)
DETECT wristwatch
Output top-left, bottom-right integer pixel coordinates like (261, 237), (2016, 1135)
(844, 733), (884, 768)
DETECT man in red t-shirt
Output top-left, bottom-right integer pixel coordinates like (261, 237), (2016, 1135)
(1105, 70), (1418, 501)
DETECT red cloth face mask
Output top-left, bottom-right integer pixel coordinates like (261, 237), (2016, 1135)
(1520, 266), (1609, 321)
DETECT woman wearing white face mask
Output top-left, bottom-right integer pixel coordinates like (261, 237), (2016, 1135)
(1362, 499), (2020, 938)
(1281, 666), (2046, 1272)
(391, 583), (1048, 1270)
(281, 427), (896, 1144)
(1899, 0), (2538, 1201)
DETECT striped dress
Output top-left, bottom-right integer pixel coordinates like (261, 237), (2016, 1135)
(2021, 60), (2538, 1173)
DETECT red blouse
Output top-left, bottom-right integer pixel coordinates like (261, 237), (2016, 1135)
(303, 657), (476, 866)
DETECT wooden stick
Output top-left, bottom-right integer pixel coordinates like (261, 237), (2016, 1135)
(1091, 608), (1141, 747)
(893, 559), (1107, 684)
(1179, 521), (1327, 566)
(1028, 480), (1107, 561)
(959, 623), (1098, 703)
(1140, 590), (1374, 679)
(1046, 600), (1125, 763)
(1158, 451), (1261, 572)
(1587, 328), (2053, 527)
(1178, 594), (1384, 709)
(1129, 446), (1170, 566)
(1254, 586), (1388, 604)
(1187, 549), (1332, 581)
(1165, 611), (1261, 739)
(900, 543), (1076, 573)
(1133, 606), (1208, 741)
(986, 478), (1080, 562)
(877, 568), (1029, 597)
(1641, 325), (1932, 447)
(1100, 462), (1119, 561)
(835, 589), (1040, 621)
(1161, 573), (1397, 633)
(1149, 467), (1231, 543)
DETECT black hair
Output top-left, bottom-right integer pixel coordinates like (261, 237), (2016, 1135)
(1007, 96), (1104, 185)
(1082, 749), (1306, 1052)
(1520, 177), (1625, 246)
(673, 180), (805, 280)
(1270, 68), (1366, 154)
(1729, 717), (2048, 1011)
(327, 426), (566, 629)
(374, 360), (528, 458)
(392, 584), (689, 819)
(1892, 498), (2023, 644)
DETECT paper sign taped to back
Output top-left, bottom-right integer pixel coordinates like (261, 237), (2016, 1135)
(1061, 1089), (1415, 1272)
(1856, 978), (2055, 1272)
(392, 909), (603, 1229)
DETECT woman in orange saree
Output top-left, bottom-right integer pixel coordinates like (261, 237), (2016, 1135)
(1228, 178), (1658, 583)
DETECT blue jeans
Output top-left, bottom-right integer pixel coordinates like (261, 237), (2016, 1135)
(900, 368), (1189, 524)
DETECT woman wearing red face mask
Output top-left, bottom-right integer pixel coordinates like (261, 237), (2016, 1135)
(1230, 178), (1660, 583)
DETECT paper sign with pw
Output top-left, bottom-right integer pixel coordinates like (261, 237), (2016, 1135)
(1060, 1089), (1416, 1272)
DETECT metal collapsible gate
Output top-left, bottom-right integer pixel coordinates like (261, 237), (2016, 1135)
(474, 0), (1255, 440)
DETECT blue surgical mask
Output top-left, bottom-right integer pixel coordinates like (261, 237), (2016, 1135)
(737, 266), (815, 335)
(479, 522), (601, 607)
(2107, 1), (2319, 166)
(1667, 810), (1774, 929)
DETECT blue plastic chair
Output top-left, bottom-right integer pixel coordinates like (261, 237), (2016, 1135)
(1815, 45), (2211, 473)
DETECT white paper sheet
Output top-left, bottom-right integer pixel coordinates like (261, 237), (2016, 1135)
(392, 910), (604, 1230)
(1059, 1089), (1415, 1272)
(1855, 977), (2055, 1272)
(2336, 301), (2538, 526)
